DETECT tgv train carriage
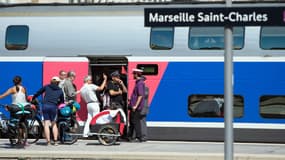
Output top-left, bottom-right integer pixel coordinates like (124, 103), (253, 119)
(0, 1), (285, 143)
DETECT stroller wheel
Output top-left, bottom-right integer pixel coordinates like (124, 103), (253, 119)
(98, 125), (118, 146)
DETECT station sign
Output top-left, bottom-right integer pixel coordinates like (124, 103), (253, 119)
(145, 7), (285, 26)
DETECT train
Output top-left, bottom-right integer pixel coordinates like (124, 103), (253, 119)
(0, 1), (285, 143)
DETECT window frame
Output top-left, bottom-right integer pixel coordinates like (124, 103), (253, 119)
(259, 95), (285, 119)
(136, 64), (158, 75)
(188, 94), (244, 118)
(260, 26), (285, 50)
(188, 27), (245, 50)
(150, 27), (174, 50)
(5, 25), (29, 50)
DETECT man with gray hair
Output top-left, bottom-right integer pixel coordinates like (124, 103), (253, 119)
(80, 74), (107, 138)
(63, 71), (77, 102)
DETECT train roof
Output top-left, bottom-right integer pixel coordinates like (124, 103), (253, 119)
(0, 1), (285, 17)
(0, 0), (284, 6)
(0, 0), (285, 57)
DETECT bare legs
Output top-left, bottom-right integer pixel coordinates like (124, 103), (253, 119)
(44, 120), (58, 144)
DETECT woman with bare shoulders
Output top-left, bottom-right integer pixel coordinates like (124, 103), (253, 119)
(0, 76), (27, 104)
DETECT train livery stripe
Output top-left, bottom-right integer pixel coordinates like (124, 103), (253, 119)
(147, 122), (285, 129)
(127, 56), (285, 62)
(128, 61), (168, 107)
(0, 57), (44, 62)
(76, 120), (285, 130)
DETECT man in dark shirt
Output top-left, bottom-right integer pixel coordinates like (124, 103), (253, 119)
(107, 70), (127, 109)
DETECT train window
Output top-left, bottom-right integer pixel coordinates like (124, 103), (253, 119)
(188, 27), (244, 50)
(260, 96), (285, 118)
(5, 25), (29, 50)
(260, 27), (285, 50)
(136, 64), (158, 75)
(188, 95), (244, 118)
(150, 27), (174, 50)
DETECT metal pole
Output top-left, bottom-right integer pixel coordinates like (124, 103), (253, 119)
(225, 0), (233, 160)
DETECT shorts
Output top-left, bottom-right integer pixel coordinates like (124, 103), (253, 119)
(42, 104), (58, 122)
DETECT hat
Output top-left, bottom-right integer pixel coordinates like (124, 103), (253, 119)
(110, 70), (120, 77)
(132, 68), (143, 73)
(52, 76), (60, 82)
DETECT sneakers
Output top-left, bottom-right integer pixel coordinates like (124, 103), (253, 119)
(82, 133), (89, 138)
(53, 141), (59, 146)
(141, 137), (148, 142)
(46, 141), (59, 146)
(46, 141), (51, 146)
(129, 138), (143, 143)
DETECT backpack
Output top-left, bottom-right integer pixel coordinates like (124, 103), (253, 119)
(140, 85), (149, 116)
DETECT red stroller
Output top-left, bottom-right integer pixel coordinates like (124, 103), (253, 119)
(89, 108), (126, 146)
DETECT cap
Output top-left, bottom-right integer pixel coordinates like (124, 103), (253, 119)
(132, 68), (143, 73)
(52, 76), (60, 82)
(110, 70), (120, 77)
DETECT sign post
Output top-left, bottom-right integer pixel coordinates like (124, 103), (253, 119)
(224, 0), (233, 160)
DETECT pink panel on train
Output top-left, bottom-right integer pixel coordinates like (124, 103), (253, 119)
(43, 61), (89, 121)
(128, 62), (168, 106)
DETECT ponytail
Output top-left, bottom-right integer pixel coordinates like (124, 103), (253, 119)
(13, 76), (22, 92)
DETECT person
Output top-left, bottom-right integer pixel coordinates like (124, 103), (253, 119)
(140, 75), (149, 142)
(58, 70), (67, 89)
(63, 71), (77, 102)
(58, 70), (67, 102)
(107, 70), (127, 109)
(128, 68), (145, 142)
(0, 76), (28, 146)
(0, 76), (27, 104)
(100, 83), (110, 110)
(80, 74), (107, 138)
(32, 76), (64, 146)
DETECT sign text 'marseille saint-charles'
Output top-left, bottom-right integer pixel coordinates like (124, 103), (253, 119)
(145, 7), (285, 26)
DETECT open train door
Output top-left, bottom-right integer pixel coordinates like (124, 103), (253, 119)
(88, 57), (128, 108)
(88, 56), (128, 135)
(43, 57), (89, 122)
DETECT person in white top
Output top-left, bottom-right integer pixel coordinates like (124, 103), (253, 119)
(0, 76), (27, 104)
(58, 70), (67, 89)
(58, 70), (67, 101)
(80, 74), (107, 137)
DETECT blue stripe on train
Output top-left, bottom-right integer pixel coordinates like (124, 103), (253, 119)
(148, 61), (285, 124)
(0, 62), (43, 119)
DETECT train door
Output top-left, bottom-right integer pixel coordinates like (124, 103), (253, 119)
(88, 57), (128, 111)
(88, 57), (128, 135)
